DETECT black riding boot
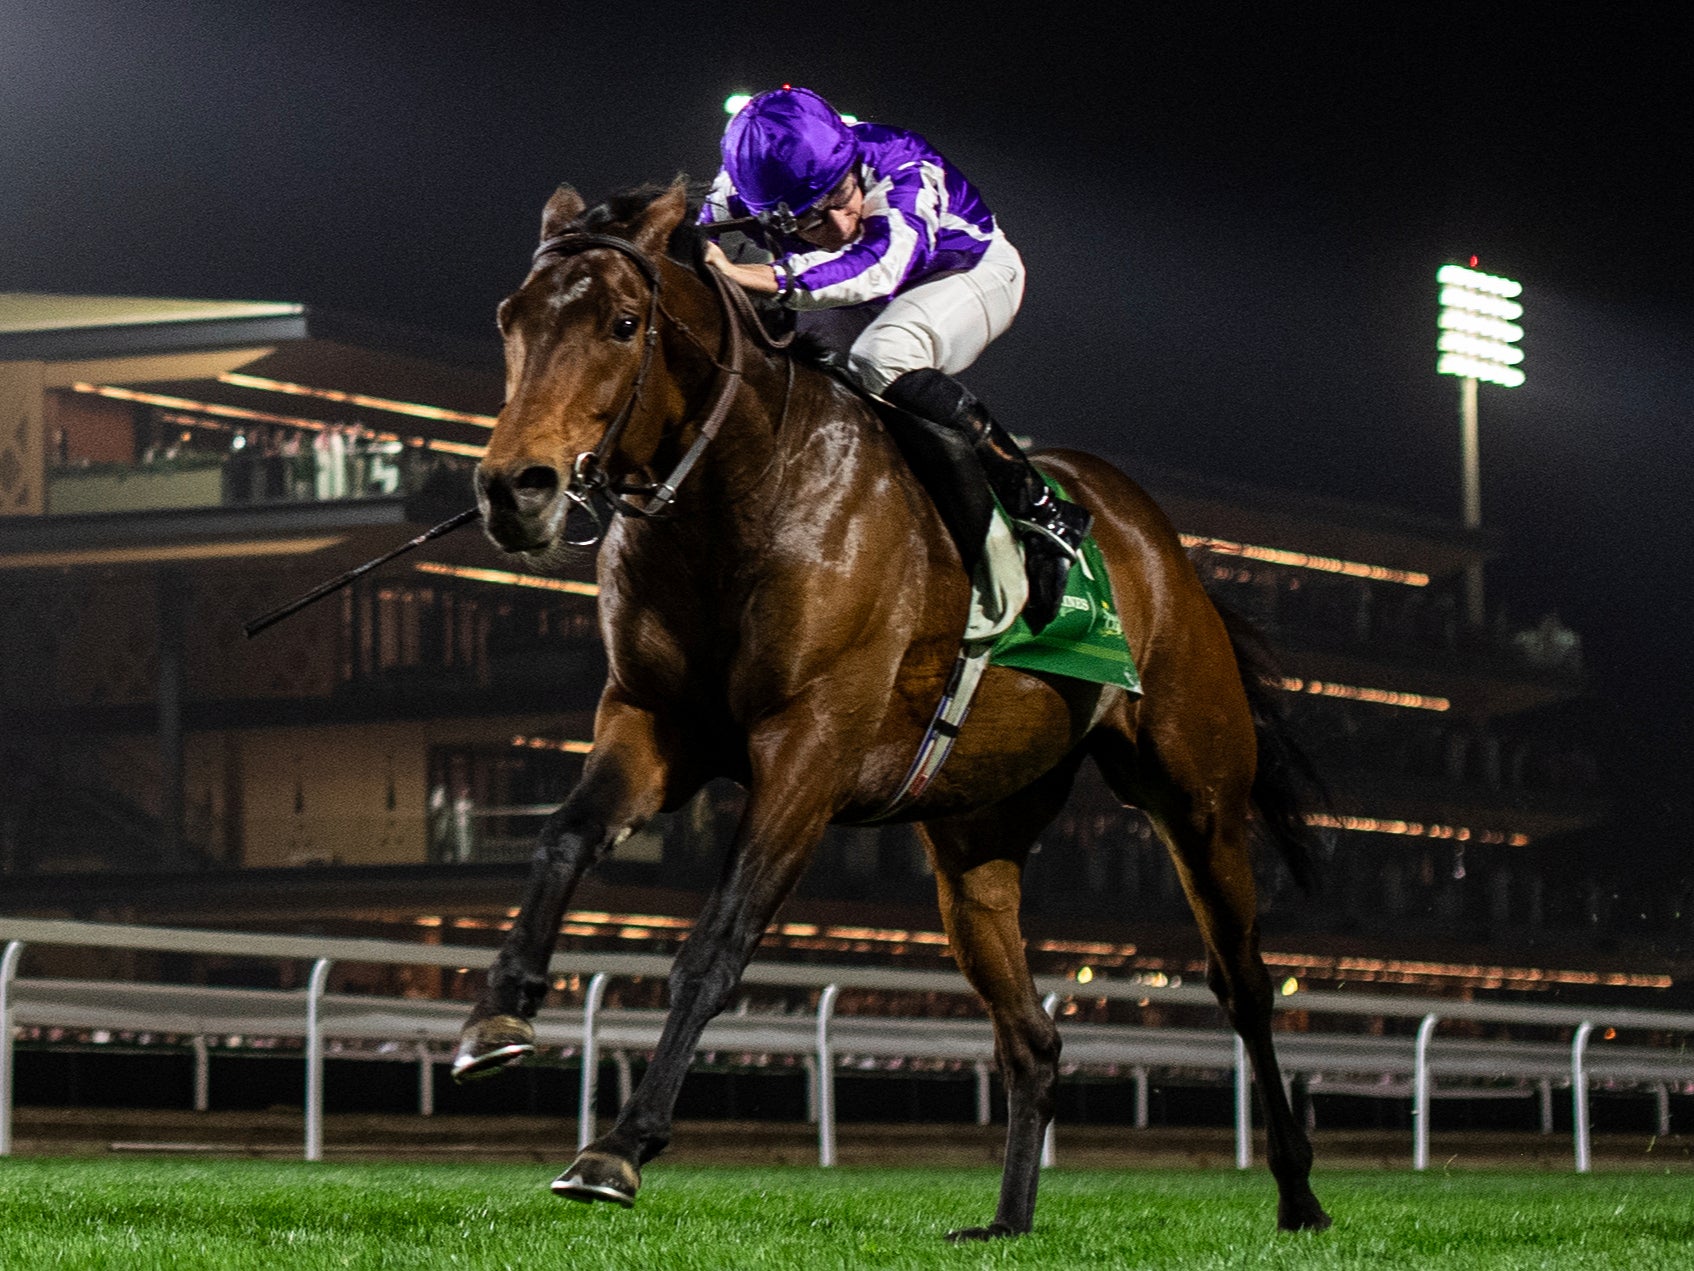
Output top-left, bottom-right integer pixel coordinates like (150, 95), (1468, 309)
(882, 369), (1092, 633)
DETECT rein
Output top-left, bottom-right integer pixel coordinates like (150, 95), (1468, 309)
(529, 230), (787, 544)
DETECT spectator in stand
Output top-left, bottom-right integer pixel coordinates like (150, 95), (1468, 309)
(1513, 612), (1583, 674)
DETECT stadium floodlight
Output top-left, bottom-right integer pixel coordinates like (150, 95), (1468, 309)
(1436, 261), (1525, 625)
(722, 92), (857, 124)
(1437, 263), (1525, 388)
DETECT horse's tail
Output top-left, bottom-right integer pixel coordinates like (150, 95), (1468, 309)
(1213, 600), (1330, 894)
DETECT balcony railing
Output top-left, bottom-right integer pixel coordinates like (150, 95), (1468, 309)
(46, 443), (475, 517)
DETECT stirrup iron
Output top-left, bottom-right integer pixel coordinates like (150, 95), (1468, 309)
(1012, 513), (1083, 558)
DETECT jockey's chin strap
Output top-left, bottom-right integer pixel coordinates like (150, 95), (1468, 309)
(530, 231), (756, 545)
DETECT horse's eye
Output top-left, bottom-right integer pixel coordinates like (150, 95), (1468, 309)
(611, 315), (640, 341)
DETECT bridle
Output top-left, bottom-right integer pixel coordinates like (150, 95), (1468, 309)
(527, 230), (781, 545)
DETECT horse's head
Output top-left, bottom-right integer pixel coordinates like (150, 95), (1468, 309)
(477, 178), (691, 558)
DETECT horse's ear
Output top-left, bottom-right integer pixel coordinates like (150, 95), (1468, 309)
(540, 185), (587, 242)
(632, 176), (689, 257)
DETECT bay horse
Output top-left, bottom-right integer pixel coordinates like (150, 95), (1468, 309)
(454, 177), (1331, 1238)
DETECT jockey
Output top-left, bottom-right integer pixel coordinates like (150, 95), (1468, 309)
(699, 85), (1090, 634)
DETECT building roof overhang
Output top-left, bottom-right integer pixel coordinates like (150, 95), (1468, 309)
(1, 293), (494, 365)
(1, 292), (502, 448)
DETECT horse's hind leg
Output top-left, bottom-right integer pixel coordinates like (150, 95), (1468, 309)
(920, 759), (1080, 1241)
(1094, 732), (1330, 1231)
(454, 700), (677, 1080)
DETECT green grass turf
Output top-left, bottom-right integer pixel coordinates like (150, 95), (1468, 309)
(1, 1160), (1691, 1270)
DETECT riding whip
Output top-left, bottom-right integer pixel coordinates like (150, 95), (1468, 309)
(242, 506), (480, 638)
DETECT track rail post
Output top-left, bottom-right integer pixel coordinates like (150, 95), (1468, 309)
(1572, 1020), (1595, 1173)
(1413, 1013), (1440, 1170)
(577, 972), (610, 1151)
(0, 941), (23, 1156)
(612, 1050), (633, 1107)
(816, 983), (840, 1167)
(1234, 1034), (1251, 1169)
(192, 1035), (210, 1112)
(1042, 991), (1060, 1168)
(417, 1043), (434, 1117)
(304, 958), (332, 1161)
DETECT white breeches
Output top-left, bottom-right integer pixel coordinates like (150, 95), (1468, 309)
(797, 231), (1026, 395)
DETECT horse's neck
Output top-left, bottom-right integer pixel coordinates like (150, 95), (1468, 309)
(614, 270), (927, 589)
(601, 354), (965, 702)
(612, 356), (884, 572)
(602, 351), (786, 566)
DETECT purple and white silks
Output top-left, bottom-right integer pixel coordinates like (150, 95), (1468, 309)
(700, 123), (999, 310)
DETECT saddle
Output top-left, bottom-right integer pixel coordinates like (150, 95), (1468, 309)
(799, 352), (994, 583)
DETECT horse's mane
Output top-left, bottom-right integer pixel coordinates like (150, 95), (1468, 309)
(568, 180), (837, 373)
(561, 180), (713, 270)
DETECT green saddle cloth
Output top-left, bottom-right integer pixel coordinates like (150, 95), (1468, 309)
(988, 479), (1142, 693)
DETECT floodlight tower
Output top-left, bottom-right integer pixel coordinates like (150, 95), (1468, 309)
(1436, 262), (1524, 626)
(722, 92), (857, 123)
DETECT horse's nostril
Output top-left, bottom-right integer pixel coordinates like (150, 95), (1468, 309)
(514, 466), (559, 496)
(478, 465), (559, 519)
(510, 466), (560, 517)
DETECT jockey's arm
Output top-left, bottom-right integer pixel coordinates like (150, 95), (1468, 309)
(703, 240), (780, 295)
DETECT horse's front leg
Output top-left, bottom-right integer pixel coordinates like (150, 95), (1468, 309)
(550, 737), (838, 1204)
(453, 701), (679, 1080)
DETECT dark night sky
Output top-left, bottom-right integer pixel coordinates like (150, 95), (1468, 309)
(4, 3), (1692, 773)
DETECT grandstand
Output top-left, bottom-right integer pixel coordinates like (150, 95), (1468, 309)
(0, 294), (1676, 1141)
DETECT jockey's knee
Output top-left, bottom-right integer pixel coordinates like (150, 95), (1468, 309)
(846, 350), (898, 397)
(849, 321), (942, 397)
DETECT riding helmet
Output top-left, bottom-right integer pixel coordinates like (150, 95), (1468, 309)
(721, 86), (858, 215)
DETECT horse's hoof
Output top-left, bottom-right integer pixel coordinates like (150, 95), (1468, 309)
(450, 1014), (535, 1083)
(945, 1222), (1019, 1243)
(1277, 1195), (1333, 1232)
(551, 1151), (640, 1207)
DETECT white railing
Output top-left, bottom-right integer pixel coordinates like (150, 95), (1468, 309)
(3, 917), (1693, 1171)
